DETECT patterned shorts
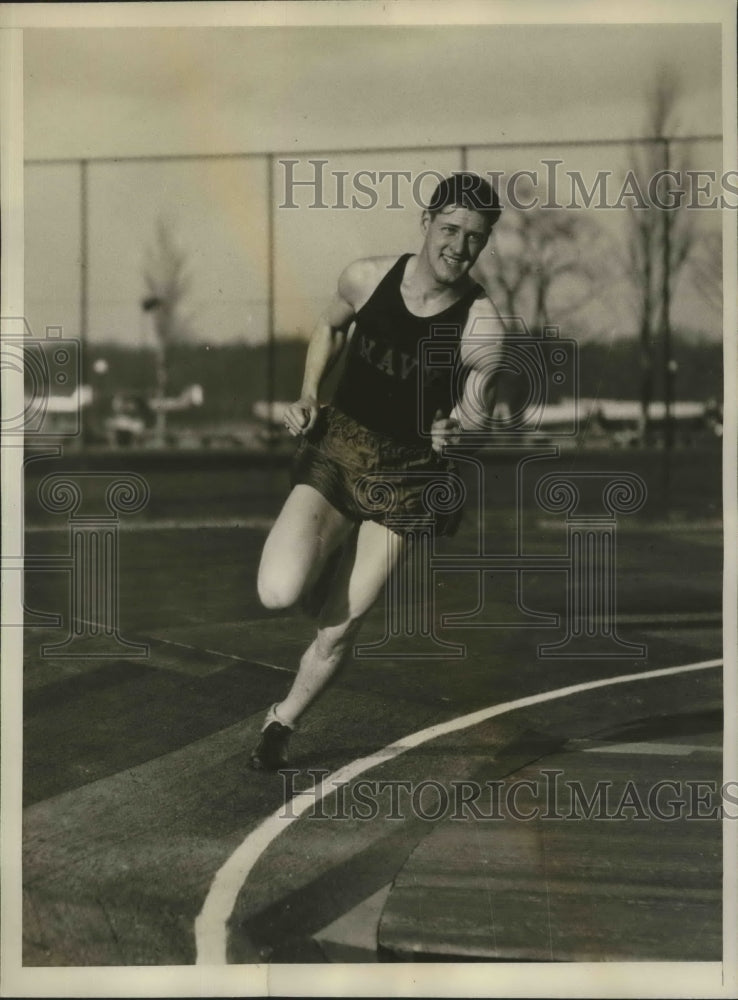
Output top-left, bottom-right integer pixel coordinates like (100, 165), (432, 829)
(291, 405), (465, 537)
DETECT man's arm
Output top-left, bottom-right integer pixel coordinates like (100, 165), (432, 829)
(430, 294), (506, 452)
(284, 257), (395, 436)
(298, 292), (354, 399)
(452, 293), (507, 433)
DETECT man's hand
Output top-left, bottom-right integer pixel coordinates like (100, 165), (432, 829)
(283, 397), (319, 436)
(431, 408), (462, 454)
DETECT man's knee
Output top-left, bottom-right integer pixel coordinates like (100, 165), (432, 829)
(257, 564), (302, 610)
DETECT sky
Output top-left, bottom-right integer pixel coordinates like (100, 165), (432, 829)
(21, 17), (726, 348)
(24, 24), (723, 159)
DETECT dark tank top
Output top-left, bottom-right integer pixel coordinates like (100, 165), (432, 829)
(332, 254), (480, 446)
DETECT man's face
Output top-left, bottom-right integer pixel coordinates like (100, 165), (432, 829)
(421, 205), (491, 285)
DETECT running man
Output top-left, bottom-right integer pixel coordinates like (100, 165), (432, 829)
(251, 172), (505, 770)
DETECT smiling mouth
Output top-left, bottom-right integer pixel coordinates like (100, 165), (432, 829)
(442, 254), (465, 266)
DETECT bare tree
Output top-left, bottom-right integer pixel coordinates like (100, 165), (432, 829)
(477, 180), (610, 332)
(623, 68), (697, 441)
(473, 186), (610, 419)
(142, 216), (195, 399)
(688, 229), (722, 312)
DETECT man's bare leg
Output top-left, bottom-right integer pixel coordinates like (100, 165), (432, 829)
(251, 519), (404, 769)
(257, 484), (354, 610)
(275, 518), (405, 725)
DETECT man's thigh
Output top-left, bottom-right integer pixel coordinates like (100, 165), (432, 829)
(319, 518), (405, 627)
(260, 484), (354, 586)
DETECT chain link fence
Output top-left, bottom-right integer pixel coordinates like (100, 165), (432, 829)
(25, 135), (724, 448)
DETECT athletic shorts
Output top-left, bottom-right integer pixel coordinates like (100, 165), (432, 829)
(291, 405), (465, 537)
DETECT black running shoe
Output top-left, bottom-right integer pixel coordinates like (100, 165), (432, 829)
(250, 705), (293, 771)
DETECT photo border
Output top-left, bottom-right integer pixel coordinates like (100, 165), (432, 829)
(1, 2), (735, 997)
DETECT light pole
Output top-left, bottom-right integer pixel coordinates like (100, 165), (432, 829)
(666, 358), (678, 448)
(80, 159), (90, 446)
(266, 154), (276, 445)
(660, 137), (673, 498)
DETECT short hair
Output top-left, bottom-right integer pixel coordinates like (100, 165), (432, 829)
(427, 173), (501, 226)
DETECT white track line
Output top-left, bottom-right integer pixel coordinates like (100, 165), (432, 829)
(68, 617), (293, 673)
(148, 633), (293, 672)
(25, 516), (275, 533)
(194, 656), (722, 965)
